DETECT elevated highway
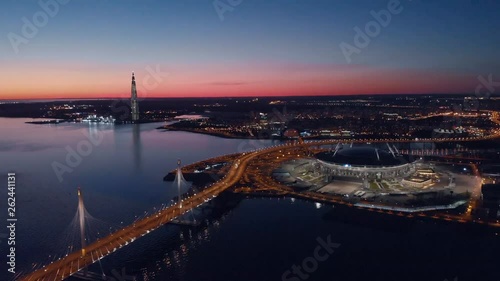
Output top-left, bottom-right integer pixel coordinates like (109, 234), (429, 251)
(21, 129), (500, 281)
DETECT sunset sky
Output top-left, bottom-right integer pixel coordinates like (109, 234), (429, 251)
(1, 0), (499, 100)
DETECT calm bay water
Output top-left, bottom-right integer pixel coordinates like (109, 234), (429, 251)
(0, 117), (499, 281)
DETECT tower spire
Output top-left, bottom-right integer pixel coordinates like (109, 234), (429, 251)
(131, 72), (139, 122)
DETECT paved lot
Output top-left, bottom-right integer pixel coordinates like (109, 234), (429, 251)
(318, 180), (362, 194)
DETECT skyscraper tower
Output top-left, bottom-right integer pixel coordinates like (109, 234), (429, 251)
(131, 72), (140, 122)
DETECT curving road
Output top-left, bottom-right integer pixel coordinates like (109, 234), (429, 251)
(20, 148), (261, 281)
(20, 125), (500, 281)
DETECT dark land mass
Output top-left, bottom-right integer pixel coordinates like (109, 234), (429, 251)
(2, 95), (500, 144)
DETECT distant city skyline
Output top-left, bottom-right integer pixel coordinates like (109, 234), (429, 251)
(1, 0), (499, 100)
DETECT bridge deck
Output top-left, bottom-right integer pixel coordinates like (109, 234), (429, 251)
(21, 151), (254, 281)
(20, 130), (500, 280)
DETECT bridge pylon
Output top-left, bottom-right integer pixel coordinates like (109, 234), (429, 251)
(77, 187), (86, 256)
(176, 159), (183, 208)
(77, 187), (88, 276)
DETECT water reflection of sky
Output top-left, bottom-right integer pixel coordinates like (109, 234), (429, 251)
(0, 117), (275, 276)
(2, 118), (499, 281)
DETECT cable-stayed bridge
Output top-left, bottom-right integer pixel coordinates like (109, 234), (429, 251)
(20, 151), (257, 281)
(19, 128), (500, 280)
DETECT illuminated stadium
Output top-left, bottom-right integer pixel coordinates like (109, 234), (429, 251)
(314, 146), (416, 180)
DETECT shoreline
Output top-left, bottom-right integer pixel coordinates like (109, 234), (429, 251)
(156, 125), (353, 141)
(156, 125), (283, 140)
(25, 118), (165, 125)
(156, 125), (500, 145)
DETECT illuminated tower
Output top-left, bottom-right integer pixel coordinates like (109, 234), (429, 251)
(131, 72), (140, 121)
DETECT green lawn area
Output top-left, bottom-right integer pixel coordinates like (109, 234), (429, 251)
(369, 181), (379, 190)
(381, 181), (390, 189)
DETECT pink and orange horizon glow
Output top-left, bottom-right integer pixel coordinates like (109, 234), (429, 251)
(0, 60), (478, 100)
